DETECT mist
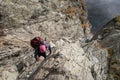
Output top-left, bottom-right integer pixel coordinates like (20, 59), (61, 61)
(86, 0), (120, 32)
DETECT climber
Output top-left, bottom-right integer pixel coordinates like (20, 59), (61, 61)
(30, 37), (52, 61)
(34, 42), (52, 61)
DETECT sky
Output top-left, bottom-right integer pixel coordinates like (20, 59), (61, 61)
(85, 0), (120, 32)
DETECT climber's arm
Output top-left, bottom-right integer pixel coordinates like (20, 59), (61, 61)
(45, 44), (52, 54)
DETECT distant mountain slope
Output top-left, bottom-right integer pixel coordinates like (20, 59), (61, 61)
(93, 16), (120, 80)
(86, 0), (120, 32)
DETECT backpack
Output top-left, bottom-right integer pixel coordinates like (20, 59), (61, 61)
(30, 37), (42, 49)
(39, 44), (46, 53)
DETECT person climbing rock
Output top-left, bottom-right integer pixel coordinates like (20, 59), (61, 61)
(30, 37), (52, 61)
(34, 42), (52, 61)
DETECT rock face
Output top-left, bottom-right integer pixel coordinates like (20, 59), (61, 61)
(0, 0), (109, 80)
(31, 40), (108, 80)
(0, 65), (18, 80)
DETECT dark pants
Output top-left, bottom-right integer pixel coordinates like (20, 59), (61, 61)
(34, 48), (47, 60)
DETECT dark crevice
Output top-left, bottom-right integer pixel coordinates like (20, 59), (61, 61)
(91, 65), (97, 80)
(0, 14), (2, 21)
(16, 62), (27, 73)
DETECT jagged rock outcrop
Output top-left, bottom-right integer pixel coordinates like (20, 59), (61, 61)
(0, 0), (109, 80)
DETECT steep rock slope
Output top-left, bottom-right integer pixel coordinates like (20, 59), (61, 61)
(0, 0), (108, 80)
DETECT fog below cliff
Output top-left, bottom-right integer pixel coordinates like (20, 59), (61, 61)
(86, 0), (120, 32)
